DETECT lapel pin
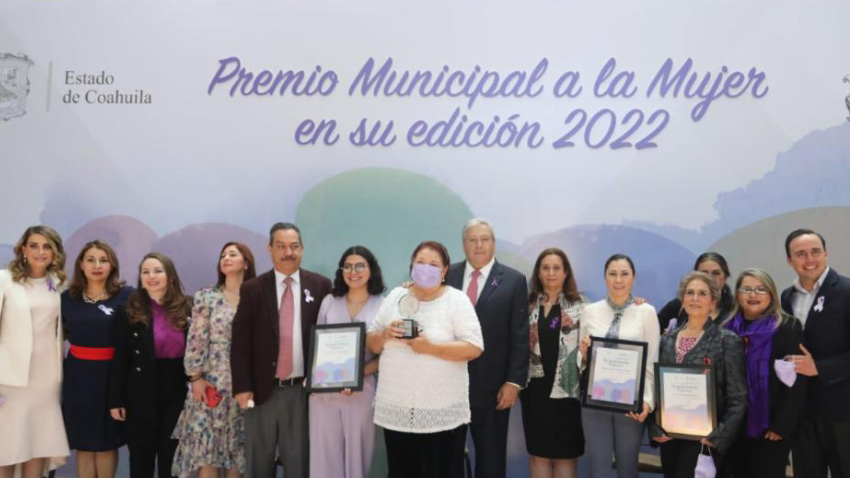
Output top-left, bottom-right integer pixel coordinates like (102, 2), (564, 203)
(490, 277), (500, 288)
(47, 276), (57, 292)
(98, 305), (114, 316)
(814, 296), (825, 312)
(305, 289), (314, 303)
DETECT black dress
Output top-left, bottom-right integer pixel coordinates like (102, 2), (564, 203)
(62, 286), (132, 451)
(520, 304), (585, 459)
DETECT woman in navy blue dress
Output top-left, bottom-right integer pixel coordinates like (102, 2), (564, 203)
(62, 240), (132, 478)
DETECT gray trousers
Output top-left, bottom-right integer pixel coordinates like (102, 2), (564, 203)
(582, 407), (645, 478)
(245, 385), (308, 478)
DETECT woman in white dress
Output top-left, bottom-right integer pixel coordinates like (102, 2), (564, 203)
(366, 240), (484, 478)
(0, 225), (70, 478)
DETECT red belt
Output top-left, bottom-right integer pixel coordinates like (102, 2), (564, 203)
(69, 344), (115, 361)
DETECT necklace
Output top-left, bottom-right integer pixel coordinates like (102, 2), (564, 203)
(83, 290), (108, 304)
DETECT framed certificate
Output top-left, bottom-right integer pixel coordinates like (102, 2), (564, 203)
(582, 336), (648, 413)
(306, 323), (366, 394)
(654, 363), (717, 440)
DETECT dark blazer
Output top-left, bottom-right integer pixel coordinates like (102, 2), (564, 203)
(652, 320), (748, 454)
(781, 268), (850, 421)
(108, 298), (191, 423)
(448, 260), (529, 408)
(230, 268), (331, 406)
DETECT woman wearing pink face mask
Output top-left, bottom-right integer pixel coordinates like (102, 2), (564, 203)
(366, 241), (484, 478)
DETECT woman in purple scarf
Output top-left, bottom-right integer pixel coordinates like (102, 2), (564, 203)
(724, 268), (806, 478)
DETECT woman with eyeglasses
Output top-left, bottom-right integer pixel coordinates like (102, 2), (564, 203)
(310, 246), (386, 478)
(723, 268), (806, 478)
(657, 252), (735, 333)
(578, 254), (660, 478)
(651, 271), (747, 477)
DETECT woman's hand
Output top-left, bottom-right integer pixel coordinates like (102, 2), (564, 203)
(192, 378), (213, 404)
(626, 403), (650, 422)
(110, 407), (126, 421)
(699, 438), (715, 447)
(652, 435), (672, 443)
(340, 388), (354, 397)
(384, 320), (405, 341)
(579, 336), (591, 364)
(634, 296), (647, 305)
(407, 334), (433, 355)
(764, 431), (783, 441)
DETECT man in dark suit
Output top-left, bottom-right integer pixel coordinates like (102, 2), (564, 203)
(231, 222), (331, 478)
(781, 229), (850, 478)
(447, 218), (529, 478)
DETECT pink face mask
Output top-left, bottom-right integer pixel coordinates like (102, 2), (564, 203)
(411, 263), (442, 289)
(774, 359), (797, 387)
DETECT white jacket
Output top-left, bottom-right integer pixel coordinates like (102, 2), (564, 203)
(0, 269), (64, 387)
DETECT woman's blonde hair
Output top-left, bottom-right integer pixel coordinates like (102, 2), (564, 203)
(7, 225), (67, 286)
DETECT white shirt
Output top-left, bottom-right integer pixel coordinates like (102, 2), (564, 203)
(790, 266), (830, 327)
(369, 286), (484, 433)
(462, 257), (495, 302)
(274, 269), (303, 379)
(577, 300), (660, 411)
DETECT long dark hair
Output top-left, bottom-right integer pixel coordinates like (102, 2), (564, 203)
(68, 240), (126, 299)
(529, 248), (581, 303)
(216, 242), (257, 288)
(126, 252), (191, 330)
(332, 245), (386, 297)
(694, 252), (733, 312)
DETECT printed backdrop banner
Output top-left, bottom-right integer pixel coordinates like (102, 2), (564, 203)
(1, 2), (849, 474)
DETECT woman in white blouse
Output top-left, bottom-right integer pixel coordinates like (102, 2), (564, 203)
(578, 254), (660, 478)
(366, 240), (483, 478)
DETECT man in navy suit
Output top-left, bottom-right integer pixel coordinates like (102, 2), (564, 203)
(231, 222), (331, 478)
(447, 218), (529, 478)
(781, 229), (850, 478)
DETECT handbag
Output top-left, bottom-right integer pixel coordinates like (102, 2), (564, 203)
(694, 443), (716, 478)
(205, 386), (223, 408)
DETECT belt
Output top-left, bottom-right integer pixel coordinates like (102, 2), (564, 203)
(69, 344), (115, 361)
(274, 377), (303, 387)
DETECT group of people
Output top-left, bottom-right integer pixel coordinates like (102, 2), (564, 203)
(0, 221), (847, 478)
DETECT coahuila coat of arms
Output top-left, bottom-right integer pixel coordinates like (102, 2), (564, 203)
(0, 53), (34, 121)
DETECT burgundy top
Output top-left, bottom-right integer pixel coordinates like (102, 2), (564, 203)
(151, 300), (186, 359)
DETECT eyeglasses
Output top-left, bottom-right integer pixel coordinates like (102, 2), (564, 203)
(341, 263), (368, 274)
(738, 286), (769, 295)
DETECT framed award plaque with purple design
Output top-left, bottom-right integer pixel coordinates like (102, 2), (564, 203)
(306, 323), (365, 394)
(582, 336), (648, 414)
(654, 363), (717, 440)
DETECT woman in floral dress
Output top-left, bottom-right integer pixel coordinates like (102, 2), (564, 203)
(171, 242), (256, 478)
